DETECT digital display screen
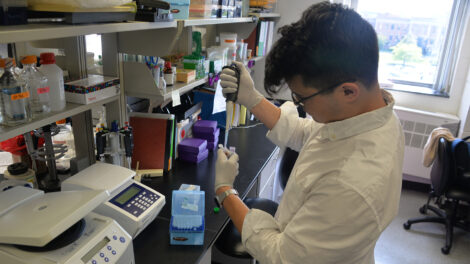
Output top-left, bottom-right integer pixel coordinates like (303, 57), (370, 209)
(115, 186), (140, 205)
(81, 237), (110, 263)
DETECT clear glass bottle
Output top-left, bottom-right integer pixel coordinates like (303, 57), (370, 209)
(21, 55), (51, 117)
(0, 58), (31, 126)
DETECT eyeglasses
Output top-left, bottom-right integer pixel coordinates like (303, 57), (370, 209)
(291, 79), (356, 107)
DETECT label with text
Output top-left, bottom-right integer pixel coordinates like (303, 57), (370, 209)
(37, 86), (50, 94)
(11, 91), (30, 101)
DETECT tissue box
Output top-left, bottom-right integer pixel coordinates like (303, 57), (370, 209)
(170, 190), (205, 245)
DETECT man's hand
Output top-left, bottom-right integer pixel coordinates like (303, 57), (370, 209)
(214, 147), (239, 193)
(220, 61), (264, 110)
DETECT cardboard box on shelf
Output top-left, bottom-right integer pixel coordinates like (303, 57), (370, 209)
(176, 69), (196, 83)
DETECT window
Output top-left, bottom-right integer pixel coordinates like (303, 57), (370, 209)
(356, 0), (469, 96)
(85, 34), (103, 75)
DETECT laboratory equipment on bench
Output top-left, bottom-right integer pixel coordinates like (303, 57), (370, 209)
(95, 121), (134, 168)
(0, 186), (135, 264)
(62, 162), (165, 238)
(135, 0), (174, 22)
(24, 124), (68, 191)
(222, 63), (241, 147)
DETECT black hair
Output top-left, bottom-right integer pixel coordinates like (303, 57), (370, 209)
(264, 1), (379, 95)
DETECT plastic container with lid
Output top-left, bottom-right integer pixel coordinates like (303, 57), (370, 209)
(4, 162), (37, 188)
(20, 55), (51, 117)
(170, 190), (205, 245)
(39, 53), (65, 112)
(219, 32), (237, 47)
(0, 58), (31, 126)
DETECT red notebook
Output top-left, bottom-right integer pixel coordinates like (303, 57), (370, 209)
(129, 113), (175, 172)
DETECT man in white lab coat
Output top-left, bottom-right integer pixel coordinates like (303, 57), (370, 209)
(215, 2), (405, 263)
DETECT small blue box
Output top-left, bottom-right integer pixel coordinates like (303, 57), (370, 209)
(167, 0), (190, 20)
(170, 190), (205, 245)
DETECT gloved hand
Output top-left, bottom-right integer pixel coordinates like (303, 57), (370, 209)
(214, 146), (239, 192)
(220, 61), (264, 110)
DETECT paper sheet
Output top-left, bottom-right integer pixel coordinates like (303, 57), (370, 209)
(213, 80), (226, 114)
(172, 90), (181, 107)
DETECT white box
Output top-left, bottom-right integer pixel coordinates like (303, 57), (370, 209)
(65, 85), (120, 104)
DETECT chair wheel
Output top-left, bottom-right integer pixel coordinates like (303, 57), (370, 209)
(419, 206), (427, 214)
(403, 222), (411, 230)
(441, 246), (450, 255)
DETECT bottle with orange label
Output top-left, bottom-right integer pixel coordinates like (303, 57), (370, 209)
(21, 55), (51, 117)
(0, 58), (31, 126)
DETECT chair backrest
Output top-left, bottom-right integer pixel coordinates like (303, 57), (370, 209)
(276, 148), (299, 190)
(430, 137), (470, 196)
(430, 138), (453, 196)
(451, 136), (470, 189)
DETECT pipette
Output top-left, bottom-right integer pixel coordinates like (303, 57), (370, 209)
(222, 64), (241, 147)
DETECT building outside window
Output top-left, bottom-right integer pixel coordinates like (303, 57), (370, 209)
(356, 0), (468, 96)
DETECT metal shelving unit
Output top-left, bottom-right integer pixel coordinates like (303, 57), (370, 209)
(0, 95), (119, 142)
(182, 17), (256, 27)
(0, 21), (177, 44)
(248, 12), (281, 18)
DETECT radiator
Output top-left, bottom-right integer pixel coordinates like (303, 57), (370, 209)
(394, 106), (460, 183)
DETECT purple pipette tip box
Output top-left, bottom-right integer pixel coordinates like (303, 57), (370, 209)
(178, 138), (207, 154)
(179, 149), (209, 163)
(193, 128), (220, 141)
(193, 120), (217, 134)
(207, 141), (219, 151)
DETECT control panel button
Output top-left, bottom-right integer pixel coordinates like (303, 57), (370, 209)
(120, 237), (126, 243)
(99, 252), (105, 257)
(105, 257), (109, 262)
(112, 250), (117, 255)
(92, 260), (97, 264)
(113, 235), (117, 240)
(107, 246), (112, 250)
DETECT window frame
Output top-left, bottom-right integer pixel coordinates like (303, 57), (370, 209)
(352, 0), (470, 96)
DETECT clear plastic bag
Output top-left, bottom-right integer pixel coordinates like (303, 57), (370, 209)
(28, 0), (132, 9)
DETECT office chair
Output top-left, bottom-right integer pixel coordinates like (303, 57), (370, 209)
(403, 137), (470, 254)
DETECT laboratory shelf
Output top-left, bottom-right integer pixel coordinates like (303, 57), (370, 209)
(123, 60), (208, 106)
(0, 21), (177, 44)
(248, 12), (281, 18)
(162, 77), (208, 101)
(181, 17), (255, 27)
(0, 94), (119, 142)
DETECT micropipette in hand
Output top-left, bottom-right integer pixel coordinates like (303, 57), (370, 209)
(222, 63), (241, 148)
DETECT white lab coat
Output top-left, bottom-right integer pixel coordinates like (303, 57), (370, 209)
(241, 90), (404, 264)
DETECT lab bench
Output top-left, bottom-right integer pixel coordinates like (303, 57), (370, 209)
(133, 122), (277, 264)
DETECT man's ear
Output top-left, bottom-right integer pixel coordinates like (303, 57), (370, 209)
(340, 83), (360, 102)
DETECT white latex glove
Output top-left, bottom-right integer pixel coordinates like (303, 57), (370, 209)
(214, 147), (239, 192)
(220, 61), (264, 110)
